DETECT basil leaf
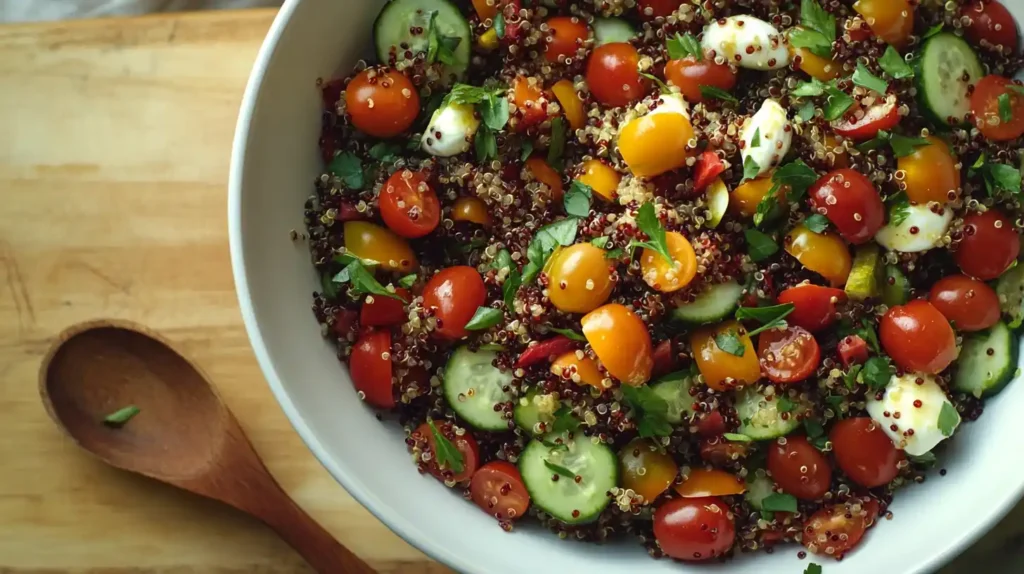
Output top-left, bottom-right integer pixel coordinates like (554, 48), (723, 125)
(796, 100), (816, 121)
(878, 46), (913, 79)
(640, 72), (672, 95)
(464, 306), (503, 330)
(427, 420), (465, 473)
(773, 159), (818, 202)
(938, 401), (960, 437)
(564, 180), (593, 218)
(823, 84), (855, 121)
(503, 267), (521, 310)
(333, 260), (406, 302)
(852, 63), (888, 94)
(744, 228), (779, 262)
(714, 331), (746, 357)
(735, 303), (795, 336)
(547, 327), (587, 342)
(329, 152), (365, 190)
(475, 124), (498, 162)
(629, 202), (674, 266)
(479, 92), (510, 131)
(398, 274), (417, 288)
(804, 213), (830, 233)
(667, 32), (702, 61)
(889, 133), (931, 158)
(544, 459), (577, 479)
(742, 155), (761, 182)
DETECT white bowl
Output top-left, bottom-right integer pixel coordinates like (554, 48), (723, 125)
(229, 2), (1024, 572)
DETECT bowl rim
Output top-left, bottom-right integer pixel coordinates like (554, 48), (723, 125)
(227, 2), (1024, 573)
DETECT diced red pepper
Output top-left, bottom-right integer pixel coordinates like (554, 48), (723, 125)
(360, 288), (410, 327)
(838, 334), (870, 368)
(693, 150), (725, 193)
(515, 336), (577, 369)
(651, 338), (678, 378)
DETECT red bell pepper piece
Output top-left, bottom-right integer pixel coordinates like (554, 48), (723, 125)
(515, 336), (577, 369)
(693, 150), (725, 193)
(838, 334), (870, 368)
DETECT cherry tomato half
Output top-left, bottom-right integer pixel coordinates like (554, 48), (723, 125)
(470, 461), (530, 521)
(653, 497), (736, 562)
(758, 325), (821, 384)
(693, 150), (726, 192)
(962, 0), (1019, 51)
(422, 266), (487, 339)
(512, 76), (550, 131)
(349, 330), (395, 408)
(380, 170), (441, 238)
(767, 435), (832, 500)
(545, 17), (589, 63)
(880, 300), (957, 374)
(581, 304), (654, 385)
(831, 98), (899, 141)
(830, 417), (904, 488)
(345, 67), (420, 138)
(586, 43), (647, 108)
(956, 209), (1020, 281)
(452, 196), (492, 227)
(691, 321), (761, 391)
(929, 275), (1001, 332)
(674, 469), (746, 498)
(809, 169), (885, 245)
(853, 0), (914, 47)
(778, 284), (847, 332)
(802, 499), (874, 558)
(360, 288), (410, 327)
(784, 226), (853, 287)
(664, 56), (737, 104)
(620, 438), (679, 503)
(970, 75), (1024, 141)
(413, 421), (480, 483)
(640, 231), (698, 293)
(344, 221), (418, 273)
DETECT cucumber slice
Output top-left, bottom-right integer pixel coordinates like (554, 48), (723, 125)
(443, 346), (515, 430)
(845, 243), (882, 301)
(671, 280), (744, 324)
(649, 373), (696, 424)
(881, 264), (911, 307)
(953, 322), (1019, 398)
(914, 32), (983, 126)
(744, 473), (776, 510)
(996, 263), (1024, 329)
(705, 178), (729, 229)
(513, 388), (559, 436)
(735, 385), (806, 440)
(519, 434), (618, 524)
(374, 0), (471, 82)
(593, 17), (636, 46)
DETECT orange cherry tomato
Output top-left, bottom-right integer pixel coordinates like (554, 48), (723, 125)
(581, 303), (654, 386)
(640, 231), (697, 293)
(586, 43), (647, 108)
(808, 169), (885, 245)
(830, 417), (904, 488)
(777, 284), (847, 333)
(618, 112), (694, 178)
(664, 57), (737, 103)
(880, 300), (958, 374)
(962, 0), (1019, 51)
(653, 497), (736, 562)
(690, 321), (761, 391)
(525, 156), (565, 201)
(350, 330), (395, 408)
(955, 209), (1020, 280)
(970, 75), (1024, 141)
(345, 67), (420, 138)
(898, 136), (960, 204)
(757, 325), (821, 384)
(512, 76), (549, 130)
(638, 0), (683, 19)
(620, 438), (679, 503)
(545, 17), (589, 63)
(767, 435), (832, 500)
(784, 226), (852, 287)
(412, 421), (480, 483)
(551, 351), (606, 388)
(802, 499), (873, 558)
(546, 243), (615, 313)
(380, 169), (441, 238)
(674, 469), (746, 498)
(452, 196), (492, 227)
(730, 175), (780, 218)
(929, 274), (1001, 332)
(853, 0), (914, 47)
(422, 266), (487, 340)
(792, 44), (842, 81)
(552, 79), (587, 130)
(471, 0), (499, 20)
(344, 221), (418, 273)
(470, 461), (530, 521)
(577, 159), (621, 201)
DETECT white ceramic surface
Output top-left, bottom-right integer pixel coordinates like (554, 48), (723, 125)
(228, 2), (1024, 572)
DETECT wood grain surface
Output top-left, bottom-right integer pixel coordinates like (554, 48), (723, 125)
(0, 8), (1020, 574)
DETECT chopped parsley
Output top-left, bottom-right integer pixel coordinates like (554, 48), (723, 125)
(805, 563), (823, 574)
(464, 306), (503, 330)
(629, 202), (675, 267)
(398, 274), (417, 289)
(791, 77), (827, 97)
(551, 406), (581, 434)
(878, 46), (913, 79)
(887, 191), (912, 227)
(823, 84), (855, 121)
(938, 401), (960, 437)
(803, 213), (830, 233)
(564, 180), (594, 217)
(772, 159), (818, 202)
(742, 155), (762, 182)
(861, 356), (893, 391)
(427, 420), (465, 473)
(368, 141), (403, 164)
(715, 330), (746, 357)
(667, 32), (702, 61)
(804, 417), (828, 450)
(590, 236), (610, 248)
(475, 125), (498, 162)
(621, 385), (674, 438)
(998, 92), (1013, 123)
(425, 11), (462, 66)
(795, 0), (837, 57)
(969, 153), (1022, 196)
(908, 451), (938, 469)
(889, 133), (931, 158)
(796, 100), (816, 121)
(852, 63), (888, 95)
(332, 259), (406, 302)
(328, 151), (364, 190)
(522, 218), (579, 285)
(777, 396), (797, 413)
(735, 303), (795, 336)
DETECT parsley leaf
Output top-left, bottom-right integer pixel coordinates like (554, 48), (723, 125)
(629, 202), (674, 267)
(801, 0), (837, 46)
(861, 356), (892, 391)
(923, 23), (944, 39)
(856, 129), (891, 153)
(398, 274), (417, 288)
(503, 268), (521, 310)
(938, 401), (960, 437)
(591, 236), (610, 248)
(425, 11), (462, 66)
(999, 92), (1013, 124)
(879, 46), (913, 79)
(796, 100), (816, 121)
(761, 492), (798, 513)
(888, 191), (912, 226)
(844, 364), (863, 390)
(804, 213), (830, 233)
(777, 396), (797, 413)
(548, 116), (567, 167)
(889, 133), (931, 158)
(714, 331), (746, 356)
(479, 92), (510, 131)
(804, 417), (828, 450)
(520, 140), (534, 162)
(621, 385), (674, 438)
(805, 563), (823, 574)
(742, 155), (761, 182)
(789, 27), (832, 59)
(824, 83), (855, 121)
(772, 159), (818, 202)
(444, 83), (506, 107)
(744, 228), (779, 262)
(368, 142), (403, 164)
(329, 152), (365, 190)
(332, 260), (405, 302)
(969, 153), (1022, 196)
(427, 420), (465, 473)
(464, 306), (503, 330)
(667, 32), (702, 61)
(753, 189), (782, 228)
(522, 218), (579, 285)
(700, 85), (739, 104)
(547, 327), (587, 342)
(852, 63), (888, 94)
(640, 72), (672, 95)
(564, 180), (593, 217)
(544, 459), (577, 479)
(723, 432), (753, 442)
(735, 303), (795, 336)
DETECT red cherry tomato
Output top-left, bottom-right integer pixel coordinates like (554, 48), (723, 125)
(380, 170), (441, 239)
(830, 417), (904, 488)
(422, 266), (487, 339)
(545, 17), (589, 63)
(880, 300), (957, 374)
(695, 410), (727, 437)
(970, 75), (1024, 141)
(360, 288), (410, 327)
(692, 150), (726, 192)
(929, 275), (1001, 332)
(470, 461), (531, 521)
(515, 336), (579, 368)
(653, 497), (736, 561)
(638, 0), (683, 18)
(652, 338), (679, 378)
(349, 330), (395, 408)
(808, 169), (885, 245)
(777, 284), (847, 332)
(699, 436), (749, 465)
(830, 98), (899, 141)
(767, 435), (832, 500)
(664, 57), (737, 104)
(802, 499), (873, 558)
(837, 335), (869, 368)
(586, 43), (648, 108)
(757, 326), (821, 384)
(955, 209), (1020, 280)
(413, 421), (480, 483)
(345, 68), (420, 138)
(962, 1), (1019, 51)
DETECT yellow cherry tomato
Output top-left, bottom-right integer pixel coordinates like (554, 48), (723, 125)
(674, 469), (747, 498)
(823, 134), (849, 168)
(640, 231), (697, 293)
(785, 225), (852, 287)
(898, 136), (960, 205)
(452, 197), (492, 226)
(730, 175), (781, 218)
(546, 243), (614, 313)
(343, 221), (418, 273)
(582, 304), (654, 386)
(620, 438), (679, 503)
(552, 79), (587, 130)
(789, 31), (842, 81)
(690, 320), (760, 391)
(618, 112), (694, 178)
(854, 0), (914, 48)
(526, 156), (564, 201)
(577, 159), (621, 201)
(551, 351), (606, 388)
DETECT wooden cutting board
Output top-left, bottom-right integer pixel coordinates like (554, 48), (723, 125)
(0, 8), (1019, 574)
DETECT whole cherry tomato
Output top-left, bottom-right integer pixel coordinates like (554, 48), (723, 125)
(777, 285), (847, 332)
(808, 169), (885, 245)
(360, 288), (410, 327)
(620, 438), (679, 502)
(422, 266), (487, 339)
(970, 75), (1024, 141)
(928, 275), (1001, 332)
(581, 304), (654, 385)
(545, 17), (589, 63)
(897, 136), (960, 205)
(618, 110), (694, 178)
(586, 43), (647, 108)
(349, 330), (395, 408)
(830, 417), (904, 488)
(802, 499), (873, 558)
(345, 67), (419, 138)
(547, 243), (615, 313)
(412, 420), (480, 483)
(470, 461), (530, 521)
(962, 0), (1019, 51)
(691, 321), (760, 391)
(767, 435), (832, 500)
(955, 209), (1020, 280)
(664, 57), (737, 103)
(653, 497), (736, 561)
(837, 335), (869, 368)
(831, 98), (899, 141)
(757, 325), (821, 384)
(880, 300), (957, 374)
(379, 169), (441, 238)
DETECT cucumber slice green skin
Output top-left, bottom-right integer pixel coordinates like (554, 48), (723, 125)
(735, 385), (806, 441)
(914, 32), (983, 127)
(953, 322), (1019, 398)
(671, 280), (744, 324)
(649, 374), (696, 425)
(744, 474), (777, 510)
(513, 389), (558, 436)
(593, 17), (637, 46)
(882, 265), (911, 307)
(996, 264), (1024, 329)
(519, 435), (619, 524)
(374, 0), (471, 81)
(443, 346), (515, 431)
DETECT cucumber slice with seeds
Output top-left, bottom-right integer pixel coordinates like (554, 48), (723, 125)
(735, 385), (807, 441)
(996, 263), (1024, 329)
(374, 0), (471, 82)
(519, 434), (618, 524)
(671, 280), (744, 324)
(915, 32), (983, 126)
(649, 373), (696, 424)
(953, 322), (1018, 398)
(593, 17), (637, 45)
(443, 346), (515, 430)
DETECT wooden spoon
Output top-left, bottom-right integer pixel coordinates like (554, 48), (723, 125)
(38, 320), (375, 574)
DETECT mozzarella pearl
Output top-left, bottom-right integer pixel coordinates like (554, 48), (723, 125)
(740, 99), (792, 177)
(701, 15), (790, 71)
(421, 103), (480, 157)
(875, 203), (953, 253)
(866, 373), (961, 456)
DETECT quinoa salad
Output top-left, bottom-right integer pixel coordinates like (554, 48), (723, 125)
(304, 0), (1024, 567)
